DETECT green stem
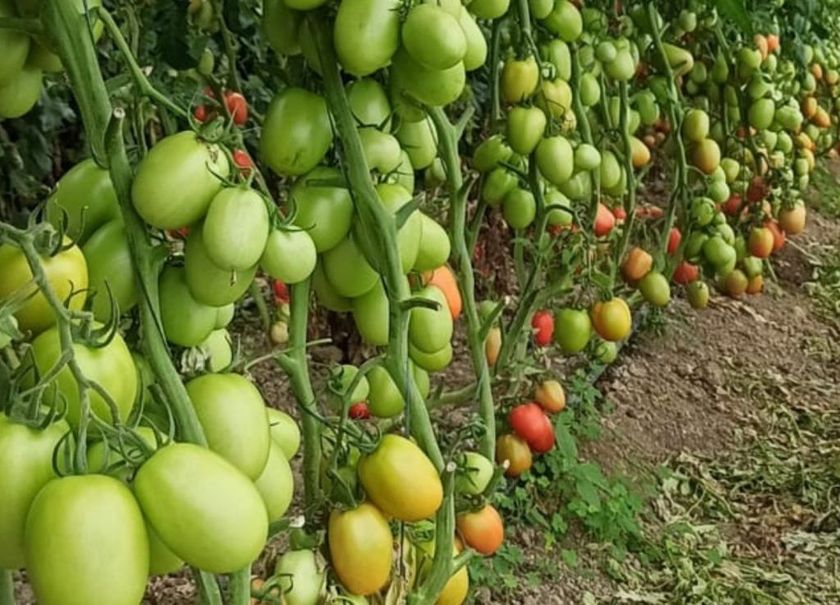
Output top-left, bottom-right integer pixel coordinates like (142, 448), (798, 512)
(275, 280), (322, 519)
(228, 567), (251, 605)
(611, 80), (638, 286)
(211, 0), (243, 92)
(0, 569), (14, 605)
(428, 107), (496, 462)
(193, 568), (223, 605)
(250, 281), (271, 333)
(0, 16), (42, 35)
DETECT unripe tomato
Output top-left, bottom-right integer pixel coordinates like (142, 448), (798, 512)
(595, 340), (618, 364)
(473, 135), (513, 172)
(502, 188), (536, 229)
(203, 187), (269, 271)
(531, 310), (554, 347)
(467, 0), (509, 19)
(254, 442), (294, 522)
(457, 505), (504, 555)
(536, 135), (574, 186)
(748, 98), (775, 131)
(605, 48), (636, 81)
(262, 229), (317, 284)
(374, 183), (424, 272)
(723, 269), (748, 298)
(742, 256), (763, 279)
(509, 402), (554, 453)
(544, 0), (582, 42)
(185, 227), (258, 306)
(358, 434), (443, 522)
(692, 138), (721, 175)
(579, 72), (601, 106)
(82, 220), (138, 322)
(396, 116), (437, 170)
(591, 298), (632, 342)
(262, 0), (302, 56)
(46, 159), (119, 243)
(391, 49), (465, 107)
(485, 326), (502, 366)
(0, 66), (41, 119)
(25, 475), (148, 605)
(414, 213), (452, 271)
(135, 443), (268, 573)
(291, 167), (354, 253)
(409, 285), (454, 354)
(543, 39), (571, 81)
(367, 365), (405, 418)
(537, 78), (573, 121)
(334, 0), (400, 76)
(554, 308), (591, 353)
(507, 106), (546, 155)
(495, 434), (532, 477)
(455, 452), (494, 496)
(574, 143), (601, 171)
(267, 408), (301, 460)
(322, 235), (379, 298)
(501, 55), (539, 103)
(673, 260), (699, 285)
(535, 379), (565, 413)
(0, 238), (87, 334)
(459, 9), (487, 71)
(159, 266), (217, 347)
(686, 281), (710, 309)
(0, 0), (29, 82)
(682, 109), (710, 143)
(481, 167), (518, 206)
(410, 342), (453, 372)
(329, 503), (392, 595)
(347, 78), (392, 129)
(638, 271), (671, 307)
(703, 236), (736, 268)
(132, 131), (229, 229)
(274, 550), (325, 605)
(352, 280), (389, 346)
(186, 373), (271, 480)
(261, 88), (332, 176)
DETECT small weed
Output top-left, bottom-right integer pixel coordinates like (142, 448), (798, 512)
(807, 162), (840, 218)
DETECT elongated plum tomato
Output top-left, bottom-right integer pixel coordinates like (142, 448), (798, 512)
(0, 416), (68, 569)
(25, 475), (149, 605)
(352, 279), (390, 346)
(261, 0), (301, 55)
(0, 0), (29, 82)
(496, 434), (532, 477)
(374, 183), (423, 272)
(501, 56), (539, 103)
(424, 265), (462, 320)
(673, 260), (699, 284)
(31, 325), (137, 428)
(621, 246), (652, 284)
(536, 135), (574, 186)
(594, 202), (616, 236)
(366, 365), (406, 418)
(291, 167), (354, 253)
(254, 441), (294, 522)
(396, 115), (437, 170)
(414, 213), (452, 271)
(409, 285), (454, 354)
(358, 434), (443, 522)
(531, 310), (554, 346)
(402, 4), (466, 71)
(132, 131), (229, 229)
(261, 229), (318, 284)
(509, 403), (555, 453)
(185, 226), (258, 306)
(46, 159), (119, 243)
(592, 298), (632, 342)
(203, 187), (269, 271)
(186, 373), (271, 480)
(0, 238), (87, 334)
(82, 220), (138, 321)
(748, 227), (774, 259)
(535, 379), (566, 413)
(506, 106), (546, 155)
(502, 188), (536, 229)
(553, 308), (591, 353)
(159, 266), (217, 347)
(261, 87), (332, 176)
(391, 48), (466, 108)
(274, 550), (325, 605)
(134, 443), (268, 573)
(0, 67), (42, 119)
(329, 503), (392, 596)
(322, 235), (379, 298)
(638, 271), (671, 307)
(267, 408), (301, 460)
(334, 0), (400, 76)
(457, 504), (504, 556)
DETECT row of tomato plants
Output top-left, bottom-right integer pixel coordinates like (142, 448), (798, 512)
(0, 0), (838, 604)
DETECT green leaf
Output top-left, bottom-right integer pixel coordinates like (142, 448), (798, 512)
(715, 0), (753, 34)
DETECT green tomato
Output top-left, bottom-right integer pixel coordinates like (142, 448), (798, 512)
(267, 408), (301, 460)
(374, 183), (423, 272)
(502, 188), (536, 230)
(254, 441), (294, 522)
(159, 266), (217, 347)
(333, 364), (371, 405)
(82, 220), (138, 321)
(554, 308), (591, 353)
(402, 4), (466, 70)
(312, 262), (353, 311)
(459, 9), (487, 71)
(481, 167), (518, 206)
(473, 135), (513, 173)
(347, 78), (392, 129)
(391, 48), (465, 107)
(134, 443), (268, 573)
(322, 236), (378, 298)
(506, 106), (546, 155)
(25, 475), (148, 605)
(579, 72), (601, 106)
(703, 235), (736, 268)
(334, 0), (400, 76)
(274, 550), (325, 605)
(367, 365), (405, 418)
(544, 0), (582, 42)
(359, 127), (402, 174)
(0, 66), (41, 119)
(409, 285), (453, 354)
(536, 135), (574, 186)
(467, 0), (509, 19)
(261, 88), (332, 176)
(455, 451), (494, 495)
(352, 279), (389, 346)
(291, 167), (354, 253)
(0, 416), (68, 569)
(46, 159), (119, 244)
(409, 342), (453, 372)
(132, 131), (229, 230)
(594, 340), (618, 364)
(413, 213), (451, 271)
(262, 0), (302, 56)
(543, 39), (572, 81)
(31, 325), (137, 428)
(396, 115), (438, 170)
(184, 226), (258, 306)
(261, 229), (317, 284)
(0, 0), (29, 83)
(198, 329), (233, 372)
(203, 187), (269, 271)
(638, 271), (671, 307)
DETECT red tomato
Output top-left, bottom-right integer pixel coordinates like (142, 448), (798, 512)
(594, 203), (616, 237)
(531, 310), (554, 347)
(232, 149), (253, 174)
(612, 206), (627, 222)
(272, 280), (289, 304)
(764, 220), (786, 252)
(194, 105), (208, 122)
(224, 91), (248, 126)
(722, 194), (742, 216)
(746, 177), (768, 204)
(673, 260), (699, 284)
(508, 403), (554, 454)
(457, 505), (504, 556)
(667, 227), (682, 255)
(349, 402), (371, 419)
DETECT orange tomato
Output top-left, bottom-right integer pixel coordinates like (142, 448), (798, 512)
(802, 97), (818, 119)
(594, 202), (616, 237)
(748, 227), (774, 259)
(764, 220), (786, 252)
(754, 34), (769, 60)
(456, 505), (504, 556)
(746, 274), (763, 295)
(423, 265), (462, 320)
(667, 227), (682, 255)
(621, 247), (653, 284)
(766, 33), (780, 53)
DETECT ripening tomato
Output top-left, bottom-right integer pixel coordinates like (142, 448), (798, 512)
(622, 247), (653, 284)
(779, 203), (806, 235)
(746, 274), (764, 294)
(535, 380), (565, 413)
(591, 298), (632, 342)
(509, 403), (554, 453)
(673, 260), (699, 285)
(485, 326), (502, 367)
(506, 106), (546, 155)
(682, 109), (710, 143)
(31, 325), (137, 428)
(224, 91), (248, 125)
(329, 503), (393, 595)
(457, 505), (504, 556)
(667, 227), (682, 255)
(531, 310), (554, 347)
(358, 434), (443, 522)
(691, 138), (721, 175)
(134, 443), (268, 573)
(455, 451), (494, 496)
(24, 475), (149, 605)
(186, 373), (271, 480)
(748, 227), (774, 259)
(594, 202), (616, 237)
(132, 131), (229, 229)
(495, 434), (532, 477)
(82, 220), (138, 321)
(185, 227), (258, 306)
(423, 265), (462, 320)
(261, 88), (332, 176)
(638, 271), (671, 307)
(501, 55), (539, 103)
(764, 220), (786, 252)
(723, 269), (748, 298)
(46, 159), (120, 243)
(0, 238), (88, 334)
(0, 416), (68, 570)
(203, 188), (269, 271)
(554, 308), (591, 353)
